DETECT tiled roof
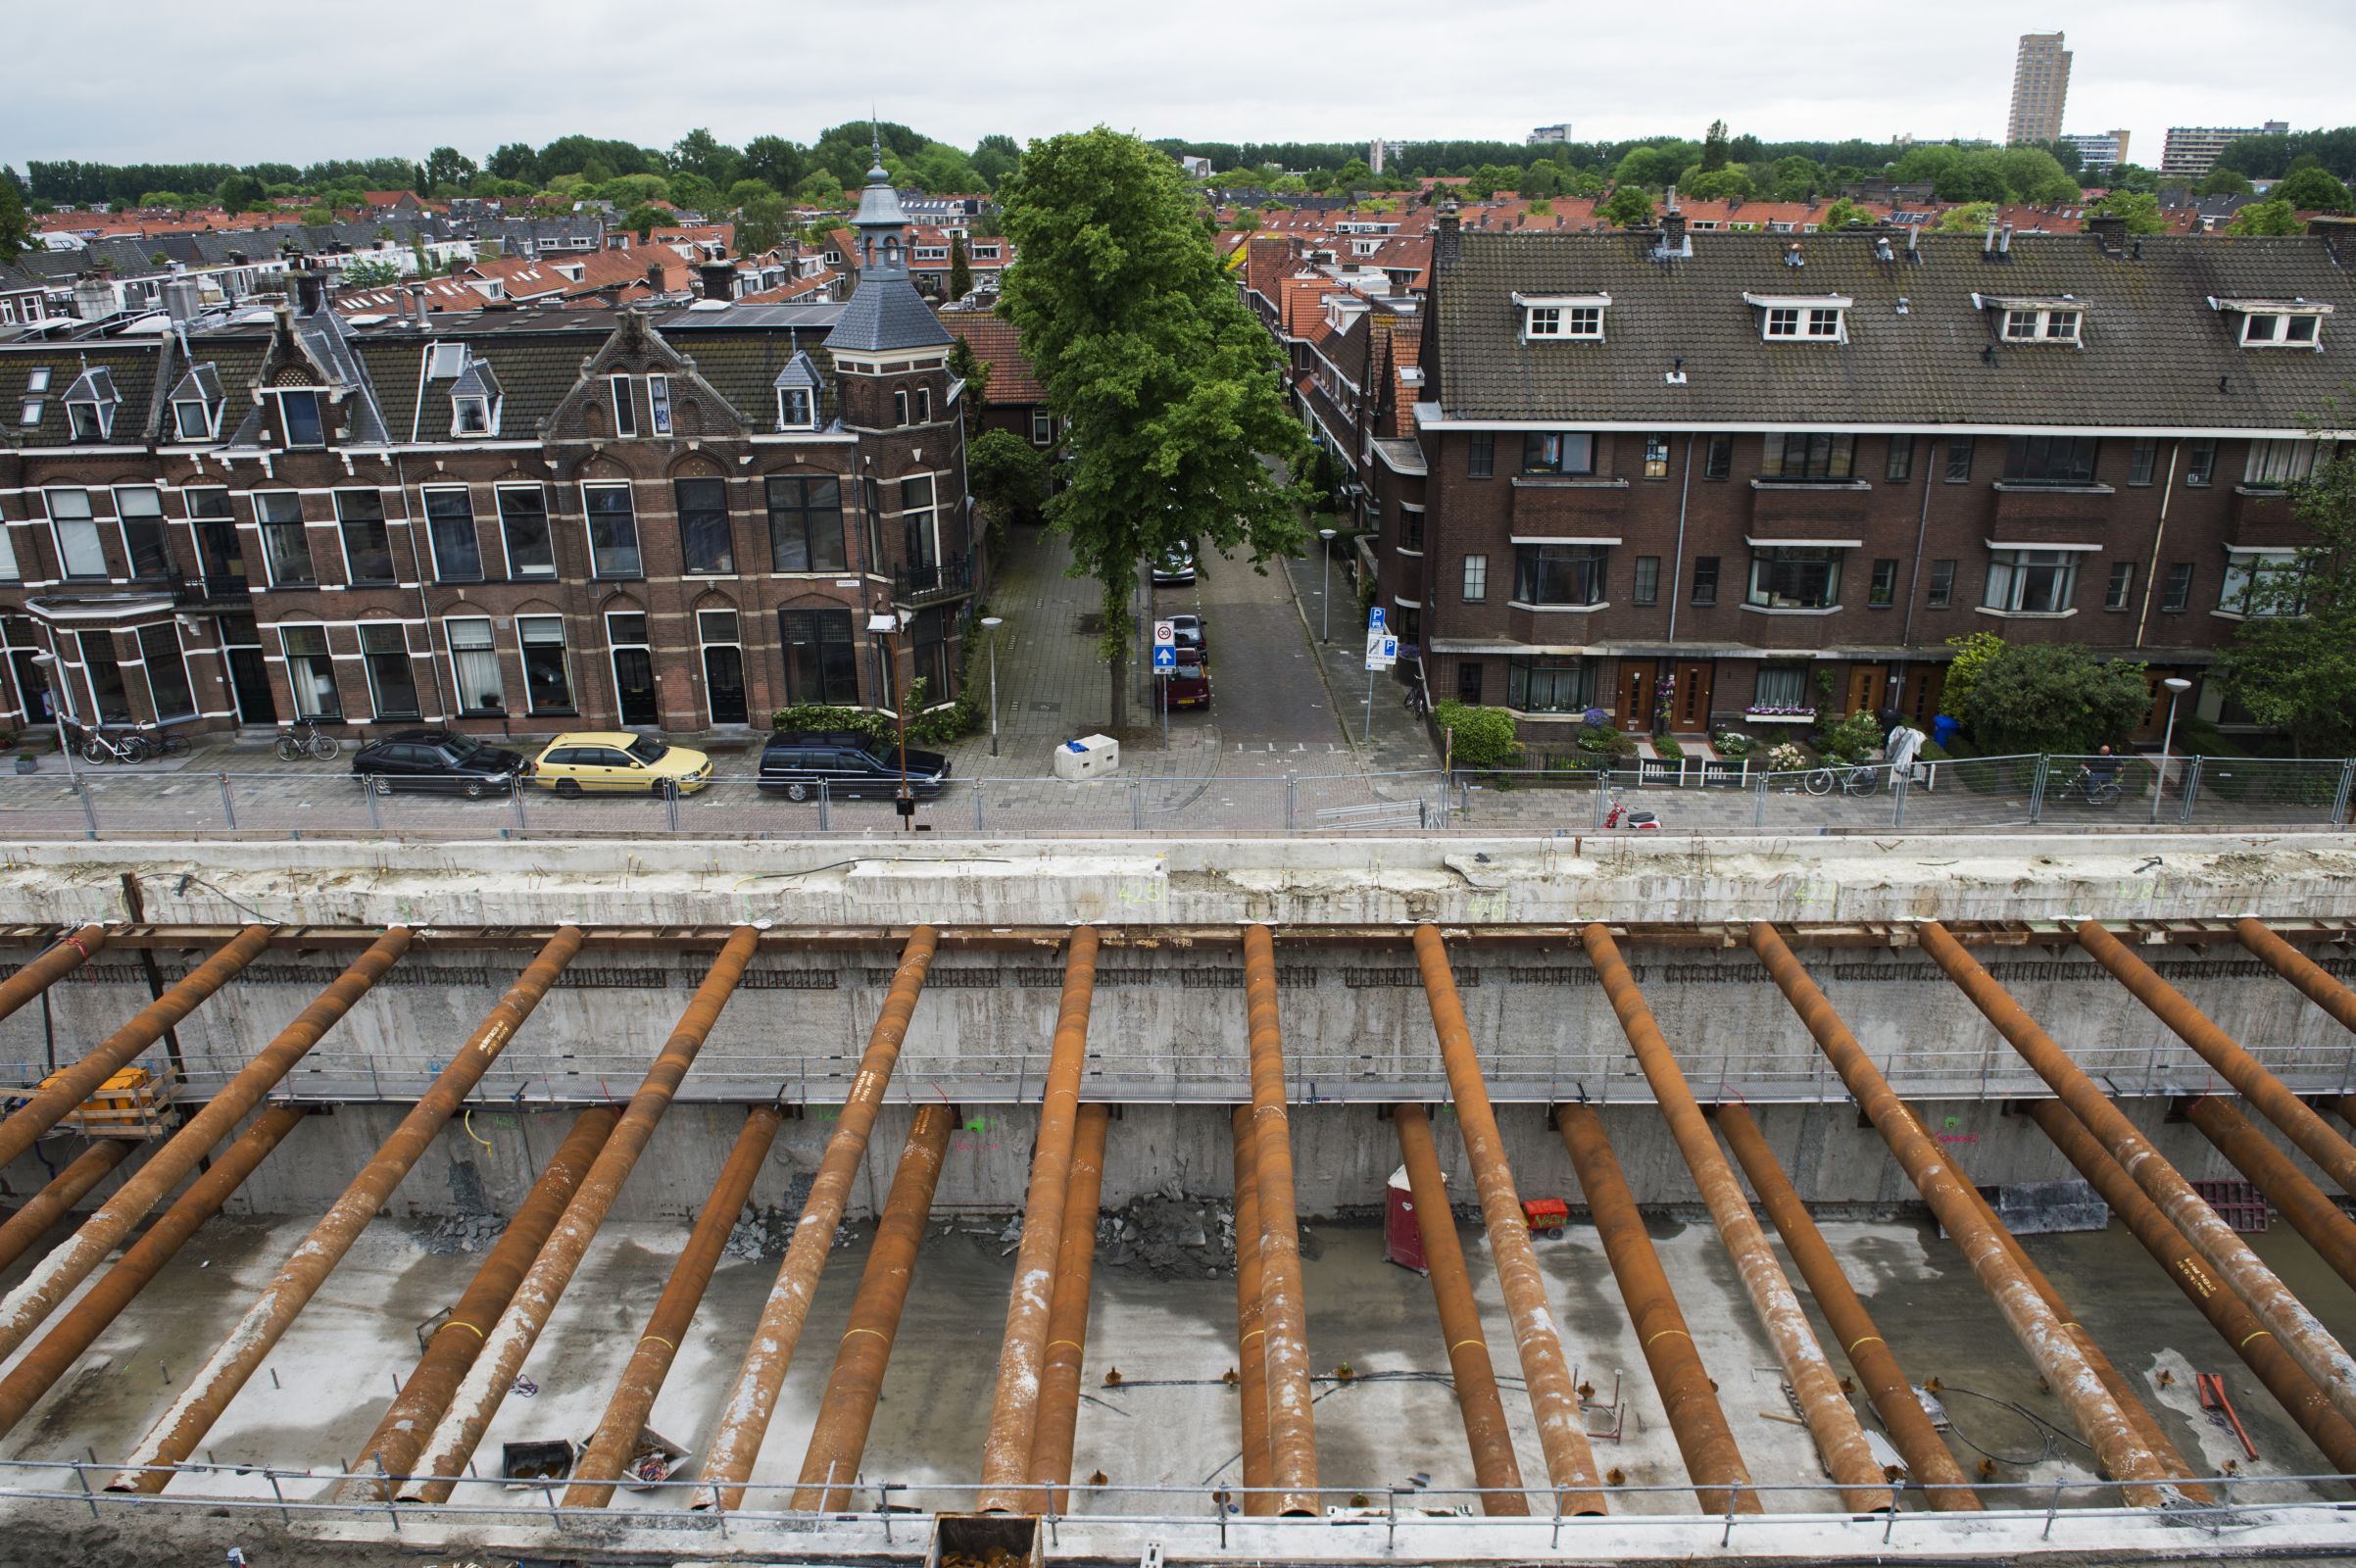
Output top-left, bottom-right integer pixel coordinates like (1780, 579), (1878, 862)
(828, 272), (954, 355)
(1434, 228), (2356, 430)
(939, 315), (1044, 403)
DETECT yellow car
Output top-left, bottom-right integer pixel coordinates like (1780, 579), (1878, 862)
(526, 731), (713, 796)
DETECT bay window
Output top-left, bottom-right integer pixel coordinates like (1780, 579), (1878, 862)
(2002, 434), (2099, 485)
(2217, 550), (2308, 616)
(1746, 547), (1842, 609)
(1513, 544), (1607, 606)
(1983, 549), (2079, 613)
(1505, 656), (1595, 713)
(1519, 432), (1595, 475)
(1758, 432), (1854, 482)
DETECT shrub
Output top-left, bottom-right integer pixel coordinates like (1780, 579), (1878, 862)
(1965, 644), (2150, 755)
(1574, 721), (1638, 758)
(1816, 710), (1883, 764)
(1651, 734), (1685, 762)
(1941, 631), (2005, 724)
(1764, 741), (1811, 772)
(1434, 700), (1522, 771)
(1711, 729), (1754, 758)
(772, 703), (893, 743)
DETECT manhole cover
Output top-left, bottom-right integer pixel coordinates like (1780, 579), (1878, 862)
(1030, 702), (1062, 713)
(1077, 612), (1103, 635)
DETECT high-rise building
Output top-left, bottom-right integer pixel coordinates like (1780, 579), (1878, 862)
(1528, 124), (1572, 145)
(2061, 129), (2131, 172)
(2162, 122), (2289, 178)
(2007, 32), (2072, 146)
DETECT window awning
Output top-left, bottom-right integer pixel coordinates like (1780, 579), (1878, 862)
(1511, 534), (1621, 546)
(1743, 536), (1861, 548)
(1983, 539), (2103, 552)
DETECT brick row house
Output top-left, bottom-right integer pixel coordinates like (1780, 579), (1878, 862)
(1336, 209), (2354, 751)
(0, 155), (980, 747)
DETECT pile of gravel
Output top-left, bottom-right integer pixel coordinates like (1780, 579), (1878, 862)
(415, 1213), (505, 1255)
(1090, 1191), (1321, 1280)
(725, 1204), (858, 1261)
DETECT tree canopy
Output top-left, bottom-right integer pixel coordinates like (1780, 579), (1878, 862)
(2218, 444), (2356, 755)
(1963, 644), (2151, 755)
(997, 126), (1310, 729)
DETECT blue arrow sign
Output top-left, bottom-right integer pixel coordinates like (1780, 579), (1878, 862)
(1153, 645), (1177, 670)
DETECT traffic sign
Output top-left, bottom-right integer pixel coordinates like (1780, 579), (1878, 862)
(1364, 630), (1399, 671)
(1153, 620), (1175, 647)
(1367, 607), (1387, 631)
(1153, 644), (1177, 671)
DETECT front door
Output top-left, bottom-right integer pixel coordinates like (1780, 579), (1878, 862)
(704, 644), (748, 726)
(613, 648), (658, 726)
(1617, 660), (1657, 733)
(226, 649), (277, 724)
(1669, 661), (1714, 732)
(1899, 666), (1944, 729)
(1845, 664), (1886, 718)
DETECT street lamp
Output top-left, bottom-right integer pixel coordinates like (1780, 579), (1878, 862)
(2152, 675), (2193, 823)
(1317, 527), (1338, 644)
(867, 604), (913, 830)
(979, 615), (1005, 758)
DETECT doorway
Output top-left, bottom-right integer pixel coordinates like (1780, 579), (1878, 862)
(1616, 660), (1657, 733)
(1845, 664), (1888, 718)
(613, 648), (658, 726)
(701, 609), (749, 726)
(1669, 661), (1714, 732)
(1898, 666), (1945, 729)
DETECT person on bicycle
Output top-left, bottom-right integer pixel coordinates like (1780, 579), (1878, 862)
(2086, 745), (2121, 788)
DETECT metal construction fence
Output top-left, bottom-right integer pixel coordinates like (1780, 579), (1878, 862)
(0, 752), (2347, 841)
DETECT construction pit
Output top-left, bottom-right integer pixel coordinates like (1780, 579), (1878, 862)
(0, 832), (2351, 1566)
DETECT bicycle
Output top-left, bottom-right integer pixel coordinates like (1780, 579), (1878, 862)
(1802, 762), (1879, 797)
(145, 729), (191, 760)
(275, 716), (342, 761)
(1402, 685), (1429, 719)
(2055, 767), (2123, 808)
(78, 726), (150, 765)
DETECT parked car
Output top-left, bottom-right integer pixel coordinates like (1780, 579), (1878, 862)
(1151, 543), (1197, 584)
(1156, 648), (1211, 710)
(349, 729), (525, 799)
(1168, 612), (1205, 655)
(526, 731), (712, 796)
(760, 730), (952, 802)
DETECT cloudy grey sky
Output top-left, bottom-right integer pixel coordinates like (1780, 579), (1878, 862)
(6, 0), (2344, 169)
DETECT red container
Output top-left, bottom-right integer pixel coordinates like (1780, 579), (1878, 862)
(1384, 1165), (1428, 1272)
(1522, 1197), (1569, 1232)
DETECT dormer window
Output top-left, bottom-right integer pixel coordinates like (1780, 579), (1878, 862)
(454, 397), (491, 435)
(2003, 308), (2080, 342)
(167, 362), (224, 443)
(174, 400), (212, 440)
(1513, 292), (1607, 342)
(1746, 293), (1851, 342)
(2211, 296), (2331, 350)
(62, 366), (122, 442)
(778, 388), (816, 429)
(448, 356), (502, 438)
(275, 388), (324, 447)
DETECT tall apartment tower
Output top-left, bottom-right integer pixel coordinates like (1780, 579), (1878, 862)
(2007, 31), (2072, 145)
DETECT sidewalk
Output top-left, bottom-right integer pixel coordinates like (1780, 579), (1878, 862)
(1279, 548), (1441, 779)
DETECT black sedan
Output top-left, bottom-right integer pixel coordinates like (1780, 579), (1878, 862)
(350, 729), (526, 799)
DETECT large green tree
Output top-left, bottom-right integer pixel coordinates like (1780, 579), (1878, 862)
(2087, 189), (2168, 233)
(967, 427), (1052, 528)
(0, 172), (27, 264)
(2277, 166), (2353, 212)
(2228, 199), (2302, 236)
(996, 126), (1311, 728)
(948, 232), (971, 300)
(947, 335), (991, 434)
(2218, 445), (2356, 755)
(1964, 644), (2150, 755)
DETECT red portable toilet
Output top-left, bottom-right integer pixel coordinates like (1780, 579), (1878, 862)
(1384, 1163), (1428, 1272)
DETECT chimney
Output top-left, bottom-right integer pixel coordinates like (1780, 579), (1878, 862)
(2087, 214), (2128, 254)
(293, 264), (326, 316)
(72, 275), (118, 321)
(406, 283), (429, 329)
(699, 262), (736, 302)
(1983, 218), (2000, 256)
(1998, 222), (2014, 255)
(1434, 199), (1462, 268)
(162, 277), (201, 323)
(646, 262), (667, 296)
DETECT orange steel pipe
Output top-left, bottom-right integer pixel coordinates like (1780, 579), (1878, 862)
(1231, 1103), (1274, 1516)
(2235, 920), (2356, 1039)
(566, 1102), (786, 1507)
(0, 1140), (130, 1274)
(977, 927), (1101, 1512)
(348, 1105), (618, 1495)
(2188, 1096), (2356, 1297)
(1244, 923), (1318, 1517)
(1412, 923), (1608, 1517)
(401, 927), (761, 1500)
(110, 926), (583, 1494)
(789, 1102), (954, 1511)
(2030, 1100), (2356, 1489)
(0, 928), (411, 1362)
(0, 924), (108, 1027)
(1029, 1102), (1110, 1509)
(0, 1106), (308, 1445)
(1579, 924), (1884, 1511)
(1396, 1104), (1528, 1516)
(1921, 919), (2356, 1434)
(2080, 919), (2356, 1197)
(1558, 1103), (1760, 1514)
(1747, 920), (2178, 1506)
(697, 924), (940, 1510)
(0, 924), (271, 1173)
(1714, 1105), (1980, 1510)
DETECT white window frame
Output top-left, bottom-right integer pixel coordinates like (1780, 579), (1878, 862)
(445, 614), (505, 715)
(494, 483), (557, 580)
(420, 484), (483, 581)
(1765, 306), (1800, 337)
(2244, 438), (2326, 489)
(280, 623), (342, 718)
(1030, 409), (1054, 446)
(579, 480), (642, 579)
(359, 622), (421, 721)
(272, 388), (323, 447)
(44, 488), (108, 579)
(451, 394), (494, 438)
(1747, 292), (1851, 343)
(1982, 548), (2080, 614)
(2218, 549), (2308, 617)
(609, 373), (638, 437)
(172, 398), (216, 442)
(516, 613), (574, 714)
(648, 373), (673, 436)
(1461, 553), (1488, 604)
(777, 387), (816, 431)
(1513, 292), (1607, 342)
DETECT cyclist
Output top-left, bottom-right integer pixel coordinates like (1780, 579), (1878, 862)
(2086, 745), (2121, 790)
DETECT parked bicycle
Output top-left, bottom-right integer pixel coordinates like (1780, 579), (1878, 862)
(145, 729), (191, 760)
(78, 726), (150, 765)
(275, 716), (342, 761)
(1802, 762), (1880, 797)
(2055, 765), (2124, 808)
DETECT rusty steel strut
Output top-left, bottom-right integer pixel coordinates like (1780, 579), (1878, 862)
(1413, 924), (1609, 1516)
(0, 924), (108, 1027)
(0, 924), (272, 1173)
(977, 926), (1100, 1513)
(1244, 923), (1319, 1517)
(1558, 1102), (1761, 1515)
(1713, 1104), (1980, 1509)
(1580, 923), (1885, 1511)
(1920, 918), (2356, 1435)
(110, 926), (584, 1494)
(0, 1106), (309, 1446)
(0, 1140), (130, 1276)
(0, 928), (411, 1362)
(697, 924), (940, 1510)
(348, 1106), (619, 1496)
(2029, 1100), (2356, 1489)
(2235, 919), (2356, 1039)
(789, 1102), (956, 1512)
(1028, 1102), (1110, 1510)
(1231, 1102), (1274, 1516)
(1747, 920), (2179, 1506)
(2080, 919), (2356, 1197)
(400, 927), (762, 1501)
(2187, 1096), (2356, 1298)
(1396, 1103), (1529, 1515)
(567, 1102), (786, 1507)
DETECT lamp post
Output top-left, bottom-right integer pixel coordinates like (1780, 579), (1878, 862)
(979, 615), (1004, 758)
(2152, 675), (2193, 823)
(1317, 528), (1338, 643)
(867, 604), (912, 831)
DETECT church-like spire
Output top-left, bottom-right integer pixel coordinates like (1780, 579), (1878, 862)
(852, 126), (910, 276)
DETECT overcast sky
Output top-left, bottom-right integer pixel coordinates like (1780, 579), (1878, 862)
(7, 0), (2344, 171)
